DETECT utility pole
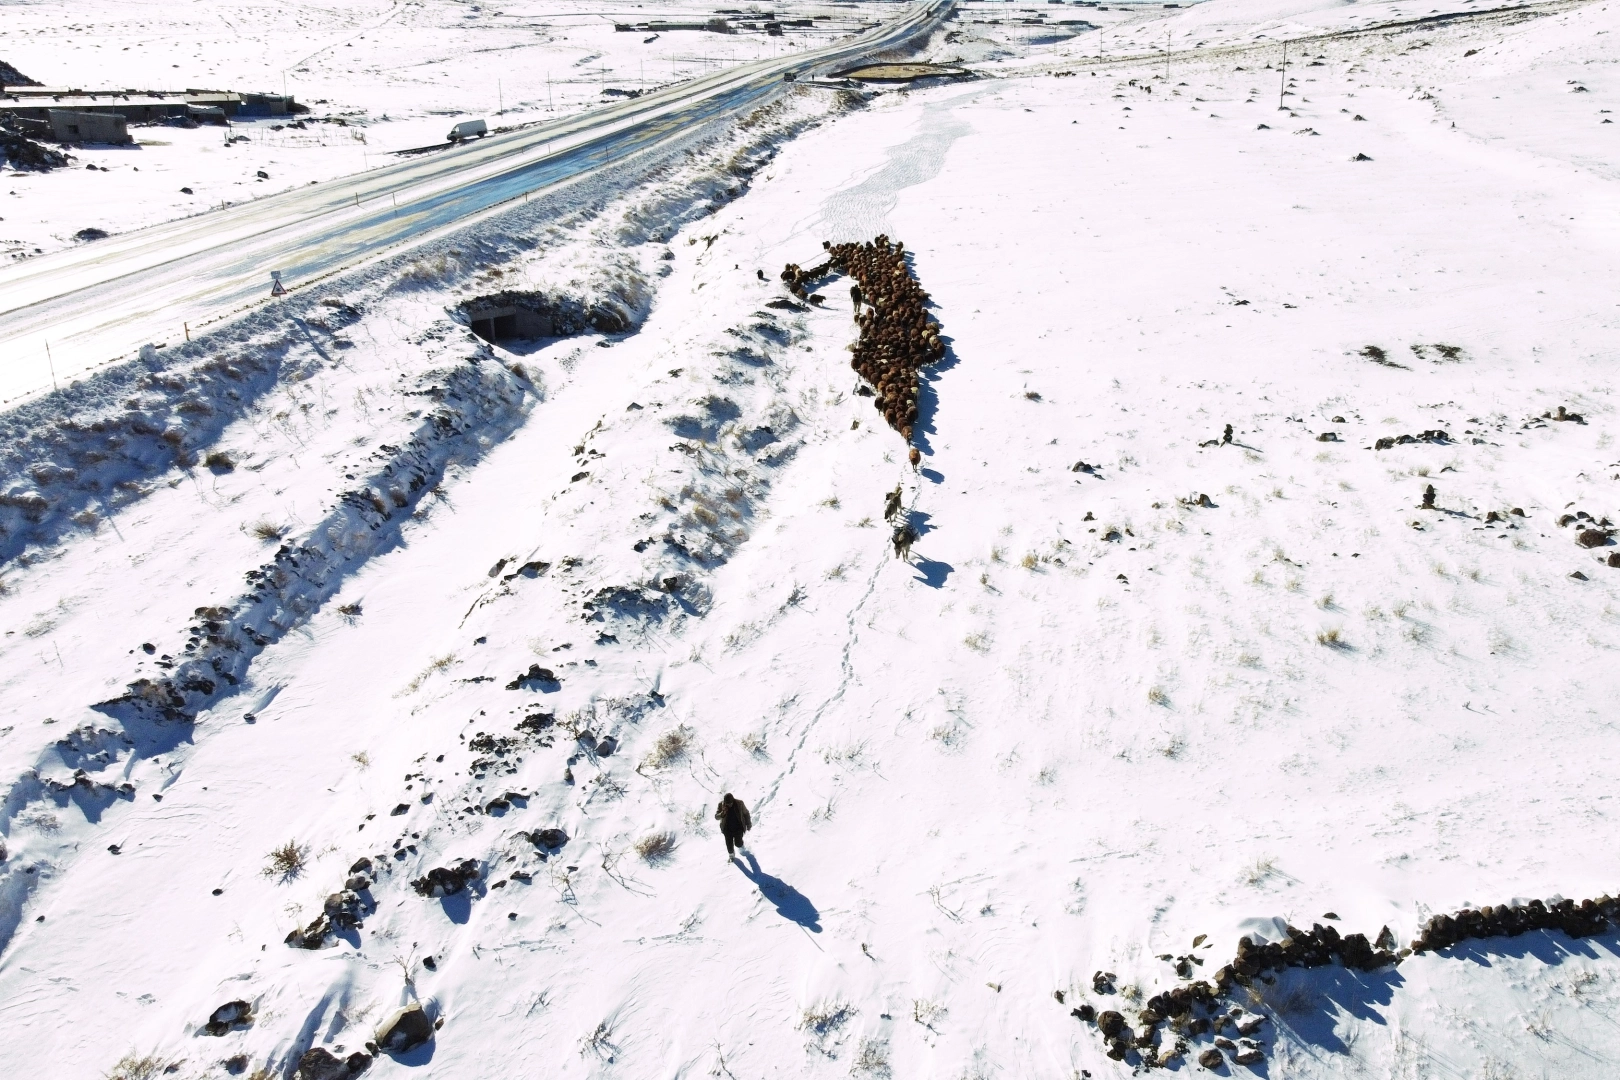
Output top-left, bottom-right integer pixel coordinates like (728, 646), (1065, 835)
(44, 340), (56, 392)
(1279, 40), (1289, 110)
(498, 78), (503, 117)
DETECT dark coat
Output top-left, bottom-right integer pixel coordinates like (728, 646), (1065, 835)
(715, 797), (752, 838)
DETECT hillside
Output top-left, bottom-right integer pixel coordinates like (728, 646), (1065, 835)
(4, 0), (1620, 1077)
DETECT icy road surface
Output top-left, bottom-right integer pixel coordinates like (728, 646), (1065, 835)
(0, 0), (950, 406)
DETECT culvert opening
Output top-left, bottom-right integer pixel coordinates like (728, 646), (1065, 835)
(457, 289), (638, 345)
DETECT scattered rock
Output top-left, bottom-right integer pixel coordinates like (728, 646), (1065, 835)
(285, 913), (334, 949)
(1375, 430), (1449, 450)
(1097, 1010), (1127, 1038)
(530, 827), (569, 851)
(411, 859), (480, 897)
(293, 1046), (372, 1079)
(1233, 1046), (1264, 1066)
(1071, 1003), (1097, 1022)
(324, 889), (363, 930)
(1577, 528), (1611, 548)
(376, 1002), (435, 1054)
(74, 227), (109, 241)
(505, 664), (559, 690)
(1198, 1047), (1224, 1069)
(203, 999), (253, 1035)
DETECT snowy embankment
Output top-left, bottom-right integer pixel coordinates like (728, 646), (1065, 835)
(6, 0), (1620, 1077)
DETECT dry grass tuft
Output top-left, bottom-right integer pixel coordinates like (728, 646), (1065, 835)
(106, 1055), (169, 1080)
(634, 831), (678, 864)
(1316, 627), (1350, 650)
(853, 1037), (892, 1077)
(249, 520), (287, 542)
(643, 725), (694, 769)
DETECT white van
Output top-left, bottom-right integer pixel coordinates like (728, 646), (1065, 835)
(447, 119), (488, 143)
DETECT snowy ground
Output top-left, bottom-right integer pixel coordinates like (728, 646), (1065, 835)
(6, 0), (1620, 1078)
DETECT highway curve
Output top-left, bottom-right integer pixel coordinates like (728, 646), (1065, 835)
(0, 0), (953, 404)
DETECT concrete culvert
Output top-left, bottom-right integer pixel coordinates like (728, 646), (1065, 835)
(457, 288), (639, 344)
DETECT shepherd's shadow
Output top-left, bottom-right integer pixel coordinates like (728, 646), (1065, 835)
(736, 852), (821, 932)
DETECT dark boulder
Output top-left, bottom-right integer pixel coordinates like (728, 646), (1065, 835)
(505, 664), (559, 690)
(411, 859), (480, 897)
(293, 1046), (372, 1080)
(376, 1002), (435, 1054)
(1096, 1010), (1126, 1038)
(203, 999), (253, 1035)
(1199, 1047), (1224, 1069)
(324, 889), (363, 930)
(285, 913), (333, 949)
(531, 827), (569, 851)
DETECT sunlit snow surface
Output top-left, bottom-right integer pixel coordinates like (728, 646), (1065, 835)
(5, 0), (1620, 1077)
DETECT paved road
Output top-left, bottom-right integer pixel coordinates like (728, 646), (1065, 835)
(0, 0), (952, 404)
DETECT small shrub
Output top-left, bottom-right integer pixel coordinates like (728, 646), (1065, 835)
(643, 725), (693, 769)
(264, 841), (308, 880)
(801, 1000), (855, 1036)
(634, 831), (678, 864)
(820, 495), (841, 509)
(853, 1037), (892, 1077)
(1243, 855), (1278, 886)
(351, 751), (371, 769)
(963, 632), (989, 653)
(739, 731), (768, 758)
(1020, 552), (1039, 570)
(337, 601), (363, 620)
(1147, 686), (1170, 707)
(249, 520), (286, 542)
(204, 450), (236, 472)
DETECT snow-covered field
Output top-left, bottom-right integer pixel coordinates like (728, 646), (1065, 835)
(6, 0), (1620, 1077)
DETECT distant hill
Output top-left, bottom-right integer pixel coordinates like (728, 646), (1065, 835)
(0, 60), (40, 87)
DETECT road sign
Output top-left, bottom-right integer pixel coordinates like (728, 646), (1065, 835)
(270, 270), (286, 297)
